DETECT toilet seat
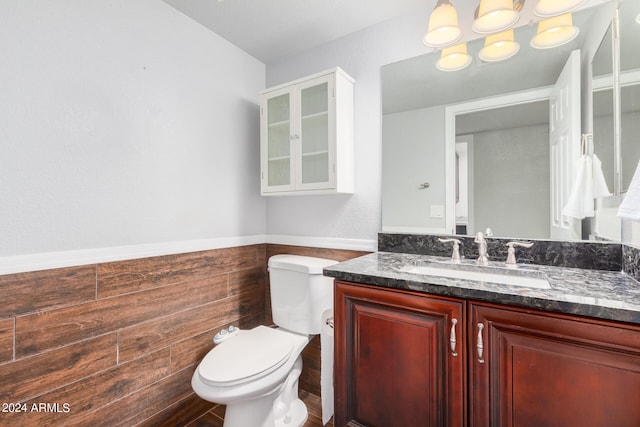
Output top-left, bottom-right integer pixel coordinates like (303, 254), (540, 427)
(198, 326), (297, 387)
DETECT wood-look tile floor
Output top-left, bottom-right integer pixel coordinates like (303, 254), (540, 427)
(187, 391), (333, 427)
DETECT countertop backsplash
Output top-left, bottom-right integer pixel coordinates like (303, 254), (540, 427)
(623, 244), (640, 282)
(379, 232), (640, 281)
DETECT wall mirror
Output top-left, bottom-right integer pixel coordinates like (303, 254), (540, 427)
(592, 22), (614, 191)
(593, 0), (640, 195)
(381, 0), (639, 242)
(618, 0), (640, 192)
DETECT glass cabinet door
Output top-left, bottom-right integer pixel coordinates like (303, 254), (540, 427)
(265, 93), (292, 188)
(299, 80), (332, 189)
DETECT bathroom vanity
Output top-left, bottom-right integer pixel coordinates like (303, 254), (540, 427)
(324, 249), (640, 427)
(337, 1), (640, 423)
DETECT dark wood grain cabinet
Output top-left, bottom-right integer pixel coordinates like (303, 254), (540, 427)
(334, 280), (640, 427)
(334, 281), (466, 427)
(469, 302), (640, 427)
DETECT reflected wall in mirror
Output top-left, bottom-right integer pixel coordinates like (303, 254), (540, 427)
(381, 0), (638, 242)
(593, 0), (640, 194)
(455, 100), (550, 239)
(619, 0), (640, 192)
(592, 23), (615, 190)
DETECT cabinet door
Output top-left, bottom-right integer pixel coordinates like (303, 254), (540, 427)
(296, 75), (335, 191)
(261, 88), (295, 193)
(334, 281), (465, 427)
(470, 302), (640, 427)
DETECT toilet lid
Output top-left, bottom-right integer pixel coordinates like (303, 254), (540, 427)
(198, 326), (295, 386)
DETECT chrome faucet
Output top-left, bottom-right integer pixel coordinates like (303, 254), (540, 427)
(438, 238), (461, 263)
(474, 232), (489, 266)
(505, 241), (534, 268)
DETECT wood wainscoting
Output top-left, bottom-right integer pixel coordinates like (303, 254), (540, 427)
(0, 245), (266, 426)
(0, 242), (368, 426)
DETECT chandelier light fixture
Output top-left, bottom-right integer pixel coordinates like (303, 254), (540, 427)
(530, 13), (579, 49)
(479, 29), (520, 61)
(437, 43), (473, 71)
(423, 0), (463, 48)
(472, 0), (520, 34)
(533, 0), (587, 18)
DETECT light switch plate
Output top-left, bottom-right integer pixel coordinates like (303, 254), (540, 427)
(430, 205), (444, 218)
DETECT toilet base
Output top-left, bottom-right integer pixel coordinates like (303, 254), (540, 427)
(275, 398), (308, 427)
(221, 355), (307, 427)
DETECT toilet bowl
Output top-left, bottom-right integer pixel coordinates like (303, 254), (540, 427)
(191, 255), (338, 427)
(192, 326), (310, 427)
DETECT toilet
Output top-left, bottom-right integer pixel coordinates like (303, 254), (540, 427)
(191, 254), (337, 427)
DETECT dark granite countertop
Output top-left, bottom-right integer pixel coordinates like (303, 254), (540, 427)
(323, 252), (640, 325)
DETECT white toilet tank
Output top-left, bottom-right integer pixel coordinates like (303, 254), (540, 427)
(268, 255), (338, 335)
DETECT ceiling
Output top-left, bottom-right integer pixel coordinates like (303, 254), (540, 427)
(161, 0), (617, 66)
(163, 0), (622, 66)
(162, 0), (428, 64)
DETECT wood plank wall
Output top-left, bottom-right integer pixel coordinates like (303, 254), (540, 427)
(0, 245), (266, 427)
(0, 243), (369, 426)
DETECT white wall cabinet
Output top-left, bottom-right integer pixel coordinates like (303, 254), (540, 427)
(260, 67), (354, 196)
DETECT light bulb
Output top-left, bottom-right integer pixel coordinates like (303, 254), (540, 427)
(424, 1), (463, 48)
(531, 13), (579, 49)
(534, 0), (587, 18)
(437, 43), (472, 71)
(479, 29), (520, 62)
(473, 0), (519, 34)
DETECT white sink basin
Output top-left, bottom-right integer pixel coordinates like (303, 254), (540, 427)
(402, 265), (551, 289)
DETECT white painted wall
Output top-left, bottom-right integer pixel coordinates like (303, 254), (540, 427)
(264, 12), (432, 245)
(0, 0), (266, 257)
(2, 0), (636, 264)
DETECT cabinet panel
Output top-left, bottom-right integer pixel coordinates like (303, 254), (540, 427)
(335, 281), (465, 427)
(299, 79), (332, 189)
(264, 90), (294, 190)
(470, 303), (640, 427)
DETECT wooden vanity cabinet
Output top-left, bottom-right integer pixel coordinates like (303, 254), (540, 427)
(334, 281), (466, 427)
(470, 302), (640, 427)
(334, 280), (640, 427)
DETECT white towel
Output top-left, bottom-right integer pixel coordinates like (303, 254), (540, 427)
(562, 135), (611, 219)
(563, 155), (594, 219)
(618, 160), (640, 221)
(592, 154), (611, 199)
